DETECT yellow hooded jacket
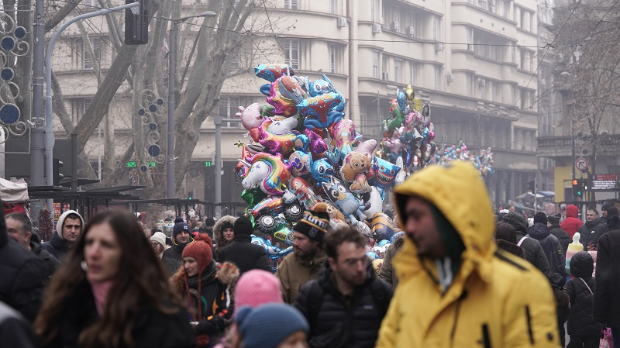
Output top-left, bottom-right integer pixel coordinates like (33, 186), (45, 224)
(376, 162), (559, 348)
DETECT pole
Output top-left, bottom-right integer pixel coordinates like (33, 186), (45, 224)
(571, 104), (576, 202)
(214, 115), (222, 218)
(167, 20), (177, 199)
(31, 0), (45, 218)
(45, 2), (139, 188)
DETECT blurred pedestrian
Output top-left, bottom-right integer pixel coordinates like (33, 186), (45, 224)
(233, 304), (308, 348)
(594, 213), (620, 348)
(217, 216), (272, 275)
(0, 300), (40, 348)
(561, 205), (583, 239)
(6, 212), (60, 280)
(150, 232), (167, 259)
(162, 220), (193, 275)
(0, 204), (47, 322)
(204, 217), (216, 238)
(172, 234), (238, 347)
(494, 221), (524, 258)
(606, 207), (620, 232)
(377, 233), (405, 287)
(213, 216), (237, 257)
(376, 162), (559, 347)
(502, 212), (553, 279)
(547, 214), (570, 255)
(578, 208), (607, 250)
(42, 210), (84, 262)
(34, 210), (196, 348)
(566, 252), (600, 348)
(528, 212), (566, 279)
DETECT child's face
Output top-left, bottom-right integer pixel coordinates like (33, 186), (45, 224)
(276, 331), (307, 348)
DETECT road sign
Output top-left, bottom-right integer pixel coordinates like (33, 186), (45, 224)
(575, 157), (588, 172)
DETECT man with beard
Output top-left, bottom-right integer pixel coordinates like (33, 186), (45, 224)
(276, 208), (329, 304)
(162, 219), (193, 275)
(578, 208), (608, 250)
(295, 227), (392, 348)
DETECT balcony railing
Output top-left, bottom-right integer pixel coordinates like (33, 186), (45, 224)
(537, 134), (620, 158)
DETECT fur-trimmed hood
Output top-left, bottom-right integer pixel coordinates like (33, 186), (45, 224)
(213, 215), (237, 250)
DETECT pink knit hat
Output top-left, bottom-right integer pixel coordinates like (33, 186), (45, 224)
(235, 270), (283, 309)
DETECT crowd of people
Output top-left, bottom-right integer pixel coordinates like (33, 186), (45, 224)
(1, 161), (619, 347)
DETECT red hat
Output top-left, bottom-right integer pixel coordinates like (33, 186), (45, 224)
(182, 234), (214, 274)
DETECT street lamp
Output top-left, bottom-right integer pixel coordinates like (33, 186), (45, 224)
(561, 71), (577, 201)
(166, 11), (217, 199)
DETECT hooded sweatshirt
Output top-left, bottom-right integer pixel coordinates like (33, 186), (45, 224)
(376, 162), (559, 348)
(561, 205), (583, 239)
(41, 210), (84, 262)
(527, 223), (566, 278)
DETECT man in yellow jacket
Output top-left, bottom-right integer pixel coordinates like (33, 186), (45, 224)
(376, 162), (560, 347)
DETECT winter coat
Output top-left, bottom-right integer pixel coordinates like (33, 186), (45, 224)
(561, 205), (583, 239)
(212, 216), (236, 256)
(30, 233), (60, 281)
(276, 250), (326, 304)
(172, 262), (238, 348)
(594, 229), (620, 327)
(549, 224), (570, 255)
(0, 225), (46, 323)
(515, 230), (553, 280)
(376, 162), (559, 348)
(295, 261), (393, 348)
(578, 218), (608, 250)
(606, 215), (620, 232)
(528, 223), (566, 277)
(45, 279), (196, 348)
(41, 232), (71, 263)
(0, 301), (39, 348)
(162, 242), (187, 276)
(216, 234), (272, 275)
(566, 252), (601, 336)
(378, 235), (405, 287)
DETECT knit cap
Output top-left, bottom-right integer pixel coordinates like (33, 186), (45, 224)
(236, 304), (309, 348)
(173, 222), (190, 239)
(174, 217), (185, 223)
(150, 232), (166, 248)
(501, 212), (528, 233)
(205, 217), (215, 227)
(293, 206), (330, 243)
(234, 216), (254, 236)
(547, 214), (560, 225)
(235, 270), (283, 310)
(608, 207), (619, 218)
(533, 212), (547, 225)
(182, 234), (214, 274)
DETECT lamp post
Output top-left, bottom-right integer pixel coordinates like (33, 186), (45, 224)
(166, 11), (217, 199)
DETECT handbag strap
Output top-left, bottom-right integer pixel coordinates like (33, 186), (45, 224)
(517, 235), (529, 247)
(579, 277), (593, 295)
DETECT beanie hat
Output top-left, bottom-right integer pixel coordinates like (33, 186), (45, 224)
(547, 214), (560, 225)
(174, 217), (185, 223)
(602, 202), (614, 212)
(182, 234), (214, 274)
(56, 210), (85, 238)
(236, 304), (309, 348)
(293, 206), (330, 243)
(608, 207), (619, 218)
(501, 212), (528, 233)
(150, 232), (166, 248)
(234, 216), (254, 236)
(235, 270), (283, 310)
(205, 217), (215, 227)
(533, 212), (547, 225)
(173, 222), (190, 239)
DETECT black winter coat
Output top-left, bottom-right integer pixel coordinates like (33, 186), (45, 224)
(594, 229), (620, 327)
(216, 234), (272, 275)
(162, 243), (186, 276)
(566, 252), (601, 336)
(0, 229), (46, 323)
(295, 261), (393, 348)
(45, 280), (196, 348)
(528, 223), (566, 277)
(579, 218), (608, 250)
(0, 301), (39, 348)
(549, 224), (570, 255)
(30, 233), (61, 281)
(41, 232), (71, 262)
(515, 231), (553, 280)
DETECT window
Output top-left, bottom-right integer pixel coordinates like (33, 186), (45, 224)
(382, 56), (389, 80)
(467, 28), (474, 51)
(329, 43), (342, 73)
(284, 0), (299, 10)
(520, 49), (533, 71)
(218, 96), (250, 128)
(491, 81), (500, 102)
(283, 39), (300, 70)
(373, 51), (380, 78)
(76, 37), (101, 70)
(409, 61), (419, 85)
(70, 98), (92, 124)
(473, 30), (504, 61)
(435, 66), (442, 91)
(394, 59), (402, 83)
(371, 0), (381, 22)
(499, 0), (509, 17)
(466, 74), (473, 97)
(330, 0), (337, 14)
(433, 16), (441, 41)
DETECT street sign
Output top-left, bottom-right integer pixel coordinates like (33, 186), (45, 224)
(592, 174), (618, 191)
(575, 157), (588, 172)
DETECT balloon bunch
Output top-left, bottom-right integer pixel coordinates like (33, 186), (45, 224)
(235, 64), (407, 248)
(433, 141), (494, 177)
(377, 85), (437, 177)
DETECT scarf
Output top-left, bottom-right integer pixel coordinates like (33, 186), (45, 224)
(88, 279), (115, 316)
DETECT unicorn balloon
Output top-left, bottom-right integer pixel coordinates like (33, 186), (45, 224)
(242, 153), (291, 196)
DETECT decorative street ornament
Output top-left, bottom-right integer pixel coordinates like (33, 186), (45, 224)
(135, 90), (166, 170)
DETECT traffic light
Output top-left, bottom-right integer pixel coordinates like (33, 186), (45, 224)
(572, 179), (584, 198)
(527, 180), (535, 193)
(53, 158), (64, 185)
(188, 191), (194, 200)
(125, 0), (149, 45)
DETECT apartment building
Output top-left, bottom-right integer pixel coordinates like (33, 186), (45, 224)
(52, 0), (541, 207)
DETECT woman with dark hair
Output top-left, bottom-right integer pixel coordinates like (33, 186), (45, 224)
(35, 210), (196, 348)
(495, 221), (525, 258)
(212, 216), (236, 257)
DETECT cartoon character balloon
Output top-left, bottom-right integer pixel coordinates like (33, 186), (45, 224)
(242, 153), (291, 196)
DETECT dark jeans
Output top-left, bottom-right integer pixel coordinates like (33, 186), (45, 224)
(567, 335), (599, 348)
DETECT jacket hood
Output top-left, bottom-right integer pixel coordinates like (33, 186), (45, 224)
(213, 215), (237, 248)
(607, 215), (620, 231)
(528, 223), (551, 240)
(56, 210), (84, 238)
(570, 251), (593, 278)
(393, 162), (496, 286)
(566, 205), (579, 218)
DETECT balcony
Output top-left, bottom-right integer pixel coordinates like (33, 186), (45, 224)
(537, 134), (620, 159)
